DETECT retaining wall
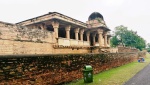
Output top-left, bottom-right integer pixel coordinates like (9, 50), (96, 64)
(0, 52), (145, 85)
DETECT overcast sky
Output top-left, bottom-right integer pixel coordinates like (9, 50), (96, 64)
(0, 0), (150, 43)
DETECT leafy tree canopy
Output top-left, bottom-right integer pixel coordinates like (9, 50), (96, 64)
(146, 43), (150, 52)
(110, 25), (146, 50)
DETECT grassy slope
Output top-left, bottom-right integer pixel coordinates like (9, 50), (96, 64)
(68, 53), (150, 85)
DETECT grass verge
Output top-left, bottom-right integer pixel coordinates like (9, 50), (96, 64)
(67, 53), (150, 85)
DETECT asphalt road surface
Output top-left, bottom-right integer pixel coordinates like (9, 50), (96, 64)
(124, 63), (150, 85)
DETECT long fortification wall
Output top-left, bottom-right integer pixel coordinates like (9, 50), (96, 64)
(0, 52), (146, 85)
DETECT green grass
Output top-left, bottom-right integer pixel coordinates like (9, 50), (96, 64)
(67, 53), (150, 85)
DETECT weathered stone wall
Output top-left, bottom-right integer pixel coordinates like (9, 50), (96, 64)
(138, 51), (147, 58)
(0, 52), (145, 85)
(0, 39), (92, 55)
(54, 48), (90, 54)
(0, 23), (56, 44)
(0, 40), (53, 55)
(118, 46), (139, 53)
(110, 47), (118, 53)
(0, 24), (17, 40)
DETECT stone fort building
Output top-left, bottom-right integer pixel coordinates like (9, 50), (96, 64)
(0, 12), (112, 54)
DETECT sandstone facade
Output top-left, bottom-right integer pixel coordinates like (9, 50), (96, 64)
(0, 12), (112, 54)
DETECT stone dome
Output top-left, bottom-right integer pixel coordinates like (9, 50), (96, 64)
(88, 12), (104, 21)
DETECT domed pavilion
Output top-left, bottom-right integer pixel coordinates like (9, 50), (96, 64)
(16, 11), (111, 53)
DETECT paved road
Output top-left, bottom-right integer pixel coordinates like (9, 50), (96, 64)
(124, 63), (150, 85)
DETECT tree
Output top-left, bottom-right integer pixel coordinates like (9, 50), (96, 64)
(110, 35), (119, 47)
(147, 43), (150, 48)
(110, 25), (146, 50)
(146, 43), (150, 52)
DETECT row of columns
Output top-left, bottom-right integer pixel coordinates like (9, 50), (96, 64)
(32, 21), (110, 47)
(52, 21), (86, 41)
(33, 21), (87, 41)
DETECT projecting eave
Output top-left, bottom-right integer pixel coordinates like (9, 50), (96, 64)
(86, 26), (111, 31)
(99, 26), (111, 31)
(16, 12), (87, 28)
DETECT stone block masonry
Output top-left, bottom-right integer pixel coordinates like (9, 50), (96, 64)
(0, 39), (53, 55)
(0, 39), (91, 54)
(0, 52), (145, 85)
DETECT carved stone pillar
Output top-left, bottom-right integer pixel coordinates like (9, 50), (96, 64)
(92, 33), (96, 46)
(65, 25), (71, 39)
(86, 32), (90, 42)
(80, 29), (84, 41)
(52, 21), (59, 38)
(104, 32), (108, 47)
(74, 28), (79, 40)
(97, 29), (103, 47)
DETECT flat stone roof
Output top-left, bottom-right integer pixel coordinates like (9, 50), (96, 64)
(16, 12), (87, 28)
